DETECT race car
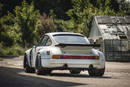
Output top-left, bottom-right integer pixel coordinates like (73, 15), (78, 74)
(23, 32), (105, 76)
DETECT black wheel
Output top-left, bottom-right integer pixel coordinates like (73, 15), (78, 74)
(94, 68), (105, 76)
(23, 54), (35, 73)
(69, 70), (81, 74)
(88, 68), (105, 76)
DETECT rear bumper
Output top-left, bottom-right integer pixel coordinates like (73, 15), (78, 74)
(41, 59), (105, 69)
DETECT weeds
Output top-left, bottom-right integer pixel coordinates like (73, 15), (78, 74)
(0, 43), (25, 56)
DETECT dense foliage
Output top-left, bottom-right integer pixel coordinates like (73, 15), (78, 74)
(0, 0), (129, 56)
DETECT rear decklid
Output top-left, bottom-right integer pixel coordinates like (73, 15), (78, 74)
(55, 43), (100, 55)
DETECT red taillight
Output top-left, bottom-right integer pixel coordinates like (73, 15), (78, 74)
(52, 55), (99, 59)
(61, 55), (99, 59)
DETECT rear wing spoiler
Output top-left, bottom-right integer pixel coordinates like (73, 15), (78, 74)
(55, 43), (100, 47)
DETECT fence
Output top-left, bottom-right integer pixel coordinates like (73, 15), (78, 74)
(104, 40), (130, 61)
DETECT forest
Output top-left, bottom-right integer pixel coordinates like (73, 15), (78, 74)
(0, 0), (129, 56)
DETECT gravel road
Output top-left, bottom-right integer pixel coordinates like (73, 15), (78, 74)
(0, 56), (130, 87)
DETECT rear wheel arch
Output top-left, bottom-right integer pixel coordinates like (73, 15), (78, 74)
(35, 53), (41, 68)
(35, 53), (43, 75)
(35, 53), (52, 75)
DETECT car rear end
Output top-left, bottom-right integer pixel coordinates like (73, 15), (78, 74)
(49, 44), (105, 70)
(41, 33), (105, 76)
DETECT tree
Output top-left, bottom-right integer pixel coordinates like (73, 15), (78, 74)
(13, 0), (40, 48)
(118, 0), (130, 15)
(0, 1), (3, 17)
(65, 0), (98, 36)
(0, 12), (14, 46)
(56, 0), (128, 36)
(34, 0), (72, 20)
(38, 13), (56, 37)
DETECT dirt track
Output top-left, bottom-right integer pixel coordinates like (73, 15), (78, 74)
(0, 56), (130, 87)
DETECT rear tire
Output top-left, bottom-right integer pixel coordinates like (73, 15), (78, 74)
(23, 54), (35, 73)
(88, 68), (105, 76)
(70, 70), (81, 74)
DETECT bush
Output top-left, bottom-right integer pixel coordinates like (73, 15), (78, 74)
(0, 43), (25, 56)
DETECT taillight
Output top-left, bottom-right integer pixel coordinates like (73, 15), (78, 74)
(52, 55), (99, 59)
(62, 55), (99, 59)
(95, 56), (99, 59)
(52, 55), (60, 59)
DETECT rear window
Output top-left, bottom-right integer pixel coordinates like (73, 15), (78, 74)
(53, 34), (89, 44)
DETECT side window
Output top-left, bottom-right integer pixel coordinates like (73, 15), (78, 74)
(45, 38), (52, 46)
(38, 35), (49, 46)
(38, 36), (44, 46)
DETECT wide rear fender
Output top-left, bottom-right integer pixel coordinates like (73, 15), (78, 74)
(38, 47), (62, 58)
(91, 49), (105, 67)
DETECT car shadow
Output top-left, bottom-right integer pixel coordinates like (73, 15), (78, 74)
(0, 67), (86, 87)
(49, 72), (111, 79)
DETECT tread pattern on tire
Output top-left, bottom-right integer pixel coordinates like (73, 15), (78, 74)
(88, 68), (105, 76)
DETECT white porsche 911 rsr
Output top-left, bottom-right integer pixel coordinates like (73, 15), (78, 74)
(23, 32), (105, 76)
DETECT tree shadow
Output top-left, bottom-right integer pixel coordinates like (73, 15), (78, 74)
(0, 56), (20, 59)
(0, 67), (86, 87)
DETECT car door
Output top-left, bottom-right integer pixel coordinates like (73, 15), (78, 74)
(31, 35), (49, 67)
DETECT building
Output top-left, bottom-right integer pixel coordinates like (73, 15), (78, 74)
(89, 16), (130, 61)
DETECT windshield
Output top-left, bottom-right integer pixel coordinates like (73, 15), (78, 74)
(53, 34), (89, 44)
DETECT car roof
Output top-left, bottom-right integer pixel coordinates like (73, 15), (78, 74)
(46, 32), (84, 36)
